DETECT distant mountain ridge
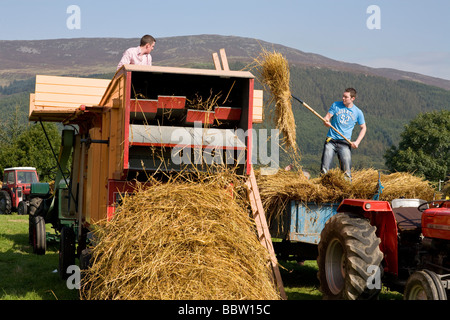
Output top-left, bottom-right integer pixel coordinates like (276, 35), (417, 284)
(1, 34), (449, 90)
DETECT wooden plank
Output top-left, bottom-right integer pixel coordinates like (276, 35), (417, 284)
(123, 64), (255, 79)
(246, 167), (287, 300)
(35, 92), (104, 106)
(252, 89), (264, 123)
(36, 75), (110, 88)
(36, 83), (108, 96)
(219, 48), (230, 71)
(212, 52), (222, 70)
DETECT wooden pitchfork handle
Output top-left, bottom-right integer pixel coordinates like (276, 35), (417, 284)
(291, 95), (353, 145)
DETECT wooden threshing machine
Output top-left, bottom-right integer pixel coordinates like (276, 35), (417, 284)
(28, 60), (285, 297)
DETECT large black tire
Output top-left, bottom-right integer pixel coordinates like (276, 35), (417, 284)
(0, 190), (12, 215)
(28, 197), (43, 216)
(317, 212), (383, 300)
(404, 270), (447, 300)
(31, 215), (46, 255)
(59, 226), (76, 280)
(18, 201), (27, 215)
(28, 198), (44, 245)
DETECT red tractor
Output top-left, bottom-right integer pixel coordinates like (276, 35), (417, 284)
(317, 198), (450, 300)
(0, 167), (39, 215)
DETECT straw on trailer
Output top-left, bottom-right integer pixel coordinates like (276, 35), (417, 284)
(256, 168), (436, 227)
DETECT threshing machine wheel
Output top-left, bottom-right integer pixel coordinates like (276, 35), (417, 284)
(317, 212), (383, 300)
(404, 270), (447, 300)
(31, 215), (46, 255)
(59, 226), (76, 280)
(28, 197), (44, 245)
(0, 190), (12, 215)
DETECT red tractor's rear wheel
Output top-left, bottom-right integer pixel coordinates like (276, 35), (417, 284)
(0, 190), (12, 215)
(317, 212), (383, 300)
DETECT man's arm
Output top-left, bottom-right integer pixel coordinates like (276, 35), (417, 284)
(323, 112), (332, 127)
(352, 123), (366, 149)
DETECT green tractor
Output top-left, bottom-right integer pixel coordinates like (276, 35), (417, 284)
(28, 129), (78, 279)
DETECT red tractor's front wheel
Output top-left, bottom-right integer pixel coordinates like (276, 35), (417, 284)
(404, 270), (447, 300)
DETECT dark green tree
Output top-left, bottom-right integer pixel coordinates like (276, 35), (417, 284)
(384, 110), (450, 182)
(0, 122), (61, 182)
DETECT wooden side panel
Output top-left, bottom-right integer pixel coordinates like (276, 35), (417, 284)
(30, 75), (110, 121)
(85, 125), (103, 224)
(252, 90), (263, 123)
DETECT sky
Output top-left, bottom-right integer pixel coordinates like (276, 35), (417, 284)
(1, 0), (450, 80)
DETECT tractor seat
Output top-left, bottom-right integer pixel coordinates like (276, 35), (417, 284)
(391, 199), (426, 233)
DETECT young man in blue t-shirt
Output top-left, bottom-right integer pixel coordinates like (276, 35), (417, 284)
(320, 88), (366, 181)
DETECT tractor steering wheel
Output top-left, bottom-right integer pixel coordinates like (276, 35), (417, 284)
(418, 200), (446, 212)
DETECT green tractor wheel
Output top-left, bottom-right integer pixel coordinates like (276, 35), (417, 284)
(59, 226), (76, 280)
(31, 215), (46, 255)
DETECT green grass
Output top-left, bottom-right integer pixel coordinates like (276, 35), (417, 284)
(0, 214), (402, 300)
(279, 259), (403, 300)
(0, 214), (79, 300)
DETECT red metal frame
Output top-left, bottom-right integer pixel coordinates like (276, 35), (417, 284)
(338, 199), (399, 275)
(246, 79), (254, 175)
(123, 71), (132, 172)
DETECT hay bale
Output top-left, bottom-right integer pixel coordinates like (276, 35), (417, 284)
(254, 49), (297, 152)
(80, 174), (280, 300)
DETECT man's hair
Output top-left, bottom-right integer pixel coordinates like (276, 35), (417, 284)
(140, 35), (156, 46)
(345, 88), (357, 99)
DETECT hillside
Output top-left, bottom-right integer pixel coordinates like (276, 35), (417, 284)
(1, 35), (450, 90)
(0, 35), (449, 175)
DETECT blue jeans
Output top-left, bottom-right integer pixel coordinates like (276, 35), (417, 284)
(320, 138), (352, 180)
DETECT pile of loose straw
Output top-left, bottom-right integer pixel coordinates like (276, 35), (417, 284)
(254, 49), (297, 153)
(80, 173), (280, 300)
(257, 168), (436, 227)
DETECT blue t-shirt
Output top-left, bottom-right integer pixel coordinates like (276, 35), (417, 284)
(326, 101), (365, 141)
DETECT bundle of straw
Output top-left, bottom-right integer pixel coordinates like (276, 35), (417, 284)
(254, 49), (297, 153)
(80, 173), (280, 300)
(256, 168), (436, 229)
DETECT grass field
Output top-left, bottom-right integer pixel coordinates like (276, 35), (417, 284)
(0, 214), (78, 300)
(0, 214), (402, 300)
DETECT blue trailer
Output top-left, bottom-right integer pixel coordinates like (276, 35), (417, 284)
(271, 201), (339, 261)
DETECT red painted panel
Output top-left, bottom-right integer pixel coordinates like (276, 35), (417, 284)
(214, 106), (241, 121)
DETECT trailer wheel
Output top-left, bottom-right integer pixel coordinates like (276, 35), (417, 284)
(31, 215), (46, 255)
(404, 270), (447, 300)
(59, 226), (76, 280)
(317, 212), (383, 300)
(0, 190), (12, 215)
